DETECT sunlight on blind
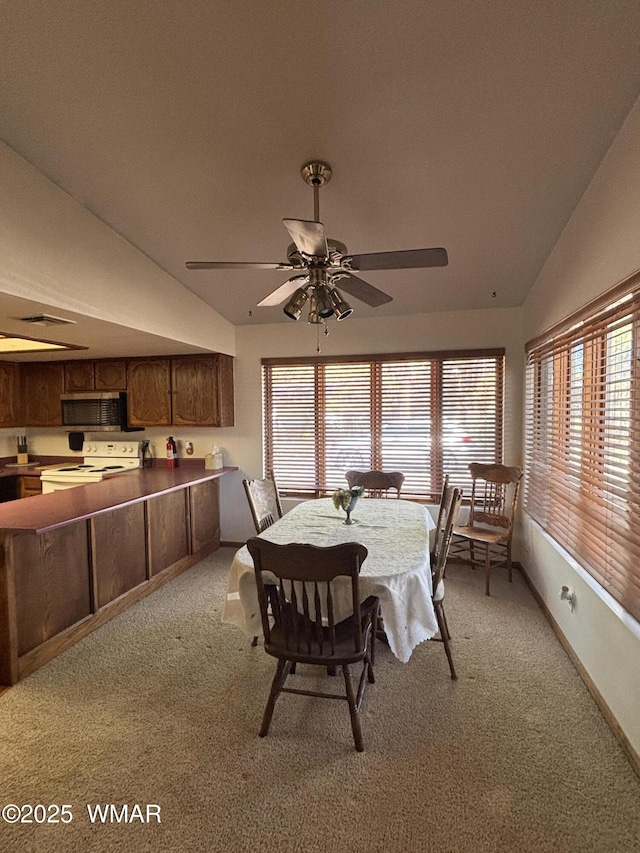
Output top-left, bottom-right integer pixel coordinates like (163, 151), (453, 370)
(526, 294), (640, 624)
(263, 350), (504, 500)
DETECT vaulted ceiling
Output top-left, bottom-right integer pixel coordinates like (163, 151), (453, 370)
(1, 1), (640, 328)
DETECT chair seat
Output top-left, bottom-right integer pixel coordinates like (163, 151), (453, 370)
(453, 524), (507, 545)
(265, 596), (379, 666)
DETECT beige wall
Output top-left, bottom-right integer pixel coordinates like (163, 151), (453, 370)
(0, 141), (235, 356)
(218, 306), (524, 543)
(522, 97), (640, 759)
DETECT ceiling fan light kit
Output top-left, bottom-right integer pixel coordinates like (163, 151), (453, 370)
(328, 287), (353, 321)
(186, 160), (448, 328)
(283, 287), (309, 321)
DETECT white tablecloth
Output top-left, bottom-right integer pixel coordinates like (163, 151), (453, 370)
(222, 497), (437, 663)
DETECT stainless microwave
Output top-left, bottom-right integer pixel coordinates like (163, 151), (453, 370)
(61, 392), (141, 432)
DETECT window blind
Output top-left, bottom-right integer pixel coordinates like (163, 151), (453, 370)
(263, 349), (504, 500)
(525, 274), (640, 624)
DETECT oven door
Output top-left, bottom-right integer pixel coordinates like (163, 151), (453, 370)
(40, 475), (101, 494)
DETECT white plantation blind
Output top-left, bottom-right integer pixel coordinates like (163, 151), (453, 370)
(525, 273), (640, 624)
(263, 350), (504, 499)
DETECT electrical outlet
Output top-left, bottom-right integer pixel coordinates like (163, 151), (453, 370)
(185, 441), (194, 456)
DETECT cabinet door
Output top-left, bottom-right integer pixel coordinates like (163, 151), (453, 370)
(146, 490), (190, 576)
(170, 354), (235, 427)
(95, 360), (127, 390)
(171, 356), (219, 426)
(64, 361), (95, 392)
(21, 363), (65, 426)
(10, 523), (91, 656)
(91, 503), (147, 607)
(217, 353), (235, 427)
(18, 476), (42, 498)
(127, 358), (171, 426)
(189, 479), (220, 553)
(0, 362), (18, 427)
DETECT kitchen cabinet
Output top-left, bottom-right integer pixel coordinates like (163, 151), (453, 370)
(127, 358), (172, 426)
(95, 360), (127, 390)
(90, 503), (147, 607)
(64, 359), (127, 392)
(0, 362), (19, 427)
(20, 362), (64, 426)
(171, 354), (234, 427)
(18, 476), (42, 499)
(9, 352), (233, 428)
(0, 467), (233, 685)
(146, 489), (190, 576)
(189, 479), (220, 552)
(10, 522), (92, 656)
(64, 361), (95, 392)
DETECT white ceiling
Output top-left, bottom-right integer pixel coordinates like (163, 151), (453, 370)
(1, 0), (640, 330)
(0, 292), (212, 362)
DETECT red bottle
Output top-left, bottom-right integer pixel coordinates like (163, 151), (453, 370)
(166, 436), (177, 469)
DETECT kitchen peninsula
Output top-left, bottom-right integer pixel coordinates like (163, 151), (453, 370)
(0, 465), (237, 686)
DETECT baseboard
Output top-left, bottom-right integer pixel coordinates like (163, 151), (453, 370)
(519, 564), (640, 781)
(220, 540), (245, 549)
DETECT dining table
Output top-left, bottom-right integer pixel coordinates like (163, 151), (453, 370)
(222, 497), (437, 663)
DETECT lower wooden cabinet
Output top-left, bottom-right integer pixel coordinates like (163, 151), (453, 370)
(18, 476), (42, 499)
(9, 522), (92, 657)
(91, 503), (147, 608)
(190, 479), (220, 552)
(0, 475), (224, 685)
(146, 489), (190, 576)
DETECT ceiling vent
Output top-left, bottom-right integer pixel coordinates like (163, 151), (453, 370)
(19, 313), (77, 327)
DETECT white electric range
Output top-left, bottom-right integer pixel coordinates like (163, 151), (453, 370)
(40, 440), (143, 494)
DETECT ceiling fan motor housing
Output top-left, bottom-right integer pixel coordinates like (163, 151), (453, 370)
(301, 161), (332, 187)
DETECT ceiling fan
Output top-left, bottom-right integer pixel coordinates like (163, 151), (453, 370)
(186, 161), (448, 323)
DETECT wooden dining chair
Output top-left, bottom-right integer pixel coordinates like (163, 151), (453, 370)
(243, 470), (284, 646)
(345, 470), (405, 499)
(431, 486), (462, 679)
(450, 463), (523, 596)
(431, 474), (453, 569)
(246, 538), (379, 752)
(243, 470), (283, 533)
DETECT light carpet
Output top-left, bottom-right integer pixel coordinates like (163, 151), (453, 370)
(0, 548), (639, 853)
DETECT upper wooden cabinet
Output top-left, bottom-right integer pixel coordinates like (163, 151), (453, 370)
(64, 360), (126, 392)
(0, 361), (19, 427)
(20, 363), (65, 426)
(95, 360), (127, 391)
(12, 353), (233, 428)
(127, 358), (172, 427)
(171, 354), (234, 427)
(64, 361), (94, 392)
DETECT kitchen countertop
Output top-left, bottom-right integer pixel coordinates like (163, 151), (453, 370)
(0, 466), (238, 534)
(0, 462), (71, 476)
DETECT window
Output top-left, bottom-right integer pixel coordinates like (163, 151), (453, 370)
(263, 349), (504, 500)
(525, 273), (640, 624)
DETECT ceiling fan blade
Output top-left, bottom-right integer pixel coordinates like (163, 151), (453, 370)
(257, 275), (309, 307)
(347, 247), (448, 271)
(186, 260), (295, 270)
(337, 273), (393, 307)
(282, 219), (328, 259)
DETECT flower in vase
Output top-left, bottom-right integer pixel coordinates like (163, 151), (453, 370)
(332, 485), (365, 511)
